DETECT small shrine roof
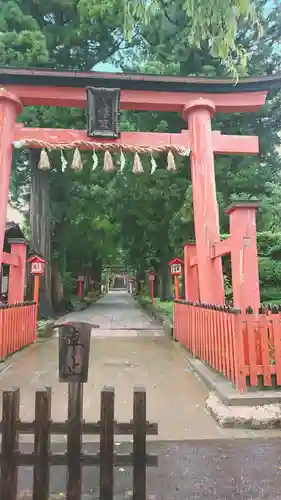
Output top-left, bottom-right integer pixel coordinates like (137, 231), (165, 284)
(5, 221), (25, 240)
(168, 257), (184, 265)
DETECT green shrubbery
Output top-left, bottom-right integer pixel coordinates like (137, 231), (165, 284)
(257, 232), (281, 257)
(259, 257), (281, 302)
(258, 233), (281, 302)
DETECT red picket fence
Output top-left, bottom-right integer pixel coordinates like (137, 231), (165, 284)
(0, 302), (36, 361)
(174, 300), (281, 392)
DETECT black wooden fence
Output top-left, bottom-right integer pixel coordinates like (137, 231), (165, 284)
(0, 386), (158, 500)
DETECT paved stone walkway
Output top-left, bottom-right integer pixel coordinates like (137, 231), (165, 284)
(1, 291), (281, 441)
(56, 290), (164, 336)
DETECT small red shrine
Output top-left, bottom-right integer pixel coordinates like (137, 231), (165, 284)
(0, 68), (279, 311)
(168, 258), (184, 276)
(28, 254), (46, 275)
(169, 258), (184, 300)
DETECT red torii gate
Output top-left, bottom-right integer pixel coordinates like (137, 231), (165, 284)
(0, 68), (278, 310)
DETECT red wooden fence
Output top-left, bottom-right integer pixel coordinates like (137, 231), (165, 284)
(0, 302), (36, 361)
(174, 300), (281, 392)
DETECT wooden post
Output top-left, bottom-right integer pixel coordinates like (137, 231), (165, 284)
(0, 90), (22, 274)
(33, 388), (52, 500)
(226, 201), (260, 314)
(149, 273), (155, 304)
(58, 321), (91, 498)
(33, 274), (40, 323)
(100, 387), (114, 500)
(28, 255), (45, 324)
(150, 280), (154, 304)
(0, 388), (20, 500)
(174, 275), (180, 300)
(77, 277), (84, 300)
(34, 275), (39, 325)
(133, 387), (147, 500)
(183, 99), (224, 305)
(184, 243), (199, 301)
(7, 238), (27, 304)
(66, 382), (83, 500)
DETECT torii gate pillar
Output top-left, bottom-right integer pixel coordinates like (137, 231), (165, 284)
(8, 238), (27, 304)
(184, 242), (199, 302)
(183, 98), (224, 304)
(226, 201), (260, 313)
(0, 89), (22, 272)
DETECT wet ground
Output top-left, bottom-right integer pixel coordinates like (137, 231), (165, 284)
(17, 439), (281, 499)
(2, 291), (281, 498)
(0, 290), (251, 441)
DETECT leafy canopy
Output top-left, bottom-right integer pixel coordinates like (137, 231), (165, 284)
(78, 0), (260, 75)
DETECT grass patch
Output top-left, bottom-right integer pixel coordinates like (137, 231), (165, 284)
(153, 298), (173, 322)
(37, 319), (54, 338)
(136, 294), (174, 322)
(136, 294), (151, 307)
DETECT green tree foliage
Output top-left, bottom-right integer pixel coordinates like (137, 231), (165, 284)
(4, 0), (139, 313)
(110, 0), (281, 299)
(79, 0), (260, 76)
(6, 0), (281, 308)
(0, 0), (140, 69)
(0, 0), (48, 66)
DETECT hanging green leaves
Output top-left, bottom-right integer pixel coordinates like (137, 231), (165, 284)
(79, 0), (260, 77)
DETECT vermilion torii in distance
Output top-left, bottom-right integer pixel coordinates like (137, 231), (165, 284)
(0, 68), (278, 311)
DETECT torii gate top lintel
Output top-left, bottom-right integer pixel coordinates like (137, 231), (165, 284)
(0, 67), (279, 112)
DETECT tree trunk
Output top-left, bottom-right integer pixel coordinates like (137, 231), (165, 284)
(180, 275), (185, 299)
(159, 263), (172, 301)
(29, 150), (54, 318)
(92, 260), (102, 294)
(136, 265), (145, 295)
(51, 260), (64, 312)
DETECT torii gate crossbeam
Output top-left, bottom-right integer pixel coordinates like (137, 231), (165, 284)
(14, 126), (259, 155)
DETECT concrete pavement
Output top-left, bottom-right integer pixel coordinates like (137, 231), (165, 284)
(56, 290), (164, 335)
(1, 291), (281, 440)
(3, 291), (281, 498)
(17, 439), (281, 499)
